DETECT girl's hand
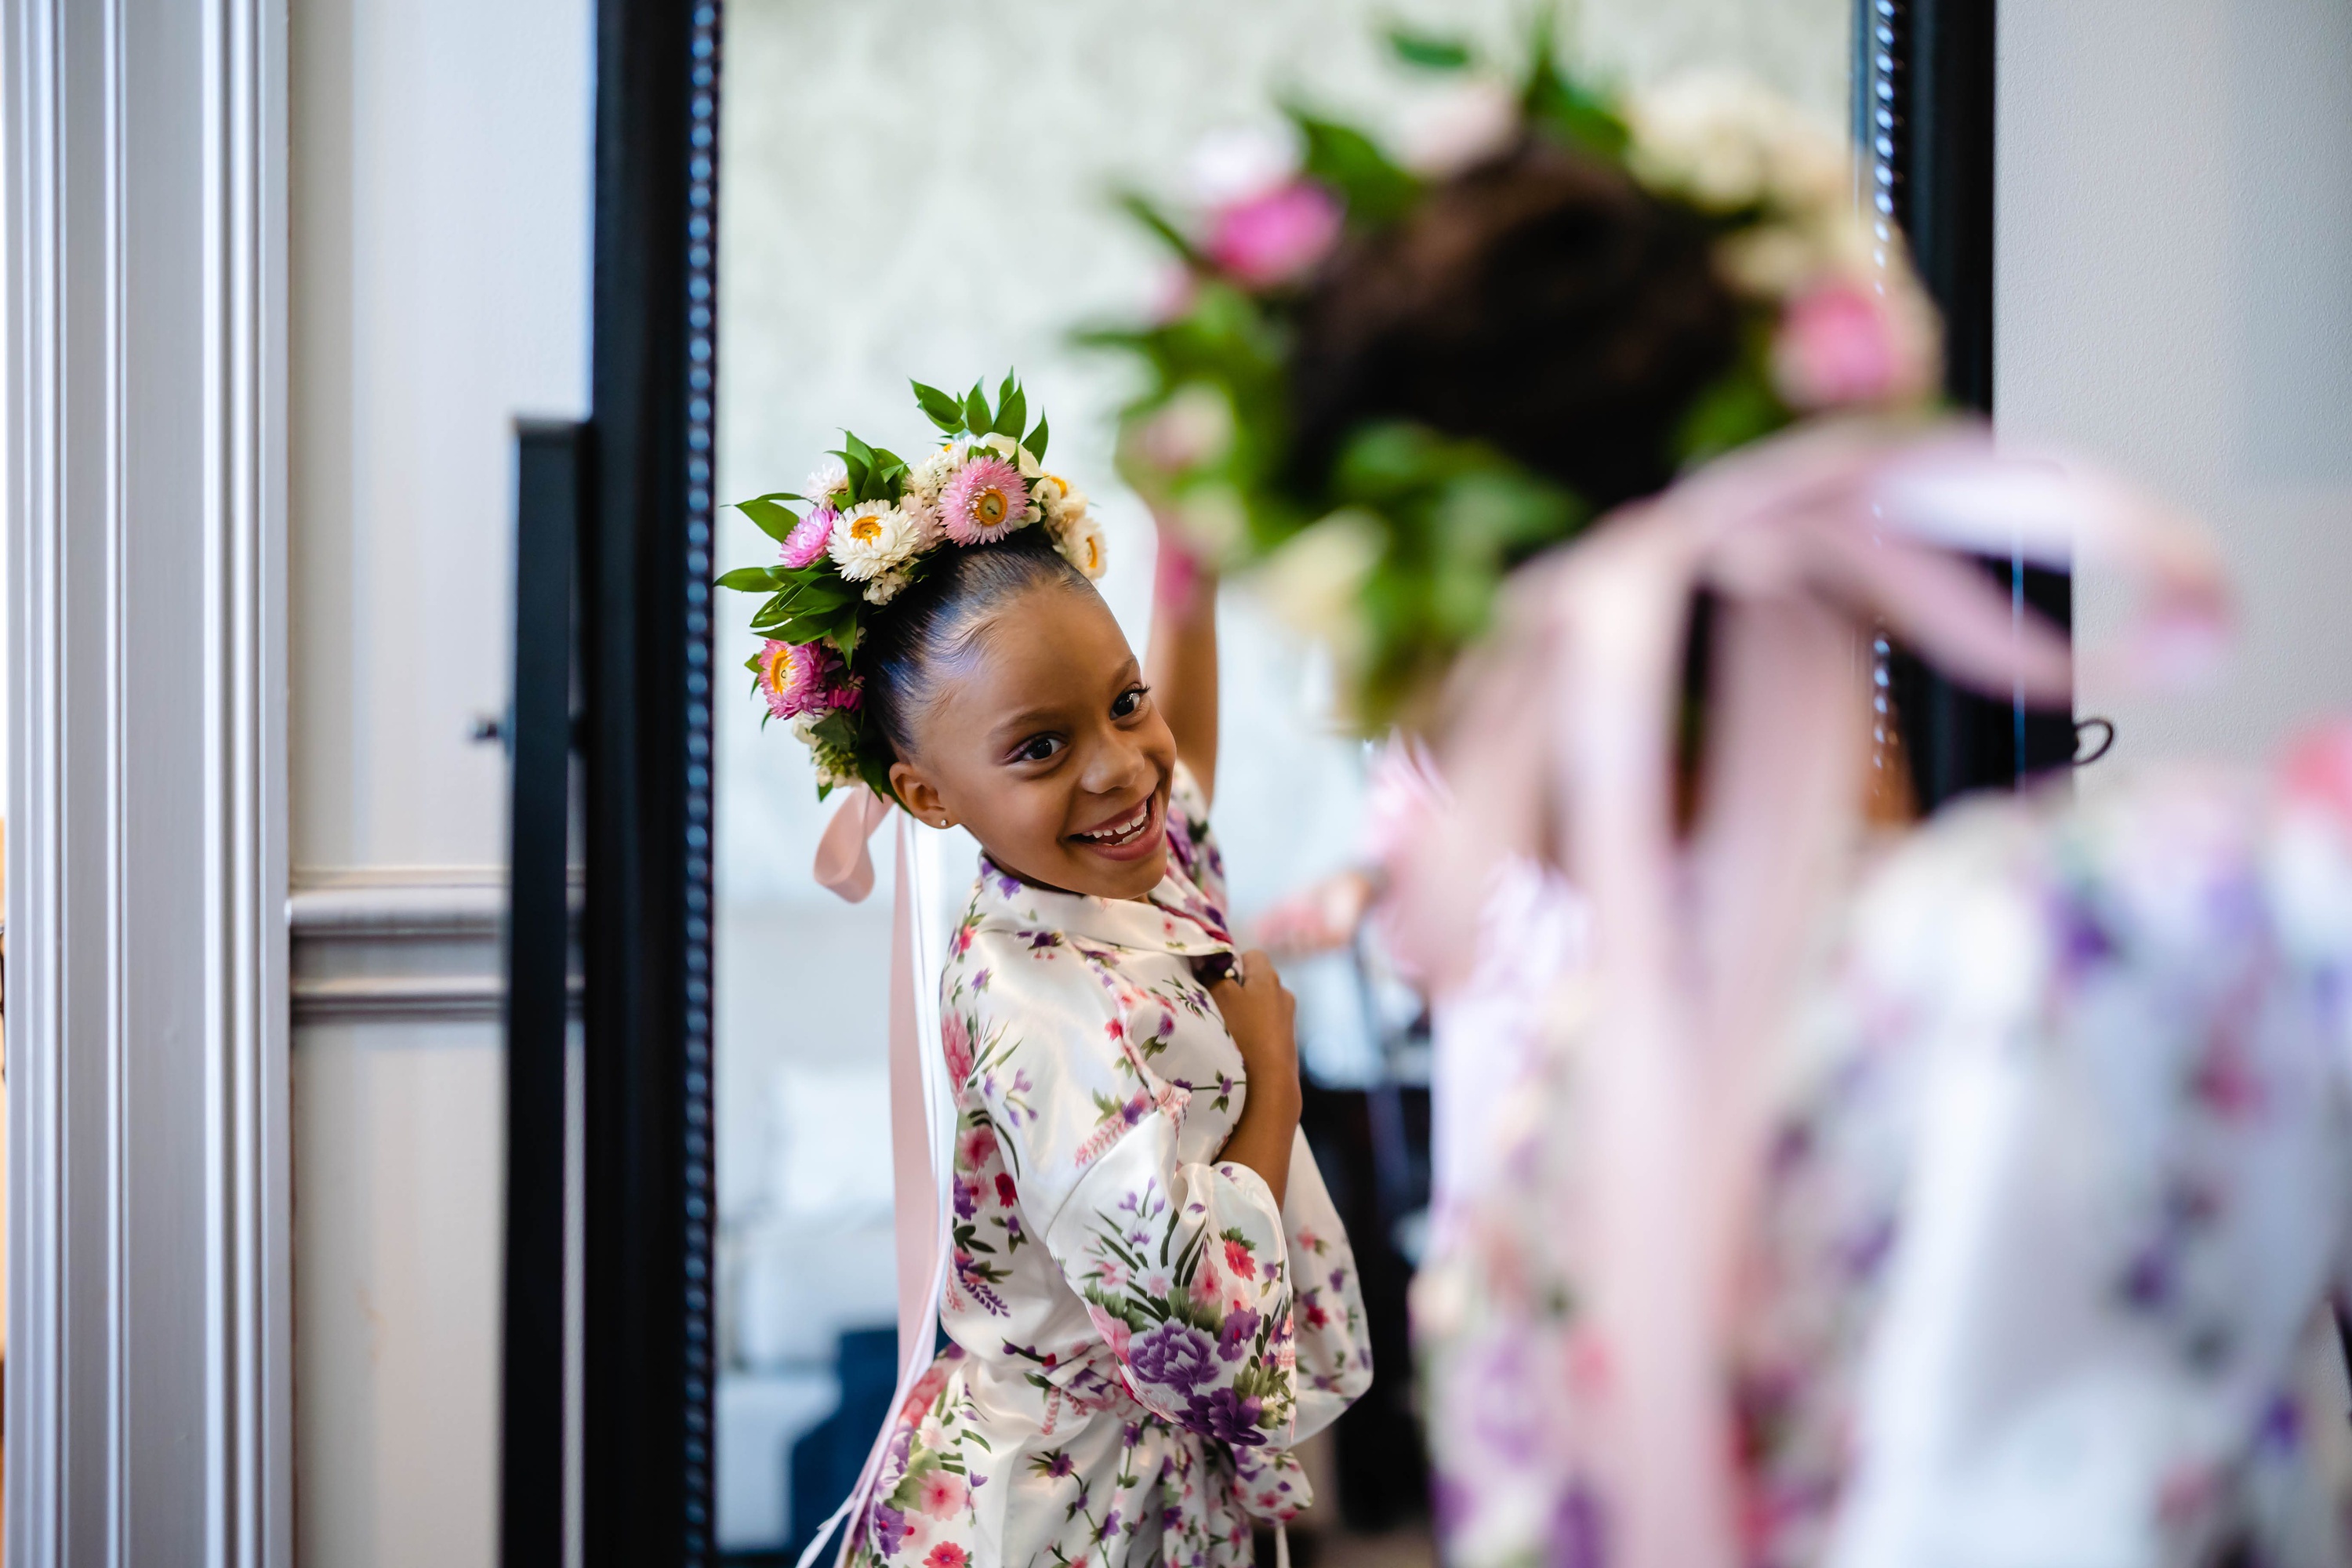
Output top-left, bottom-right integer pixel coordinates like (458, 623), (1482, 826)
(1208, 949), (1300, 1203)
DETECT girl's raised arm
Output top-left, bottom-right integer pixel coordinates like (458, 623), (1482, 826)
(1145, 516), (1218, 806)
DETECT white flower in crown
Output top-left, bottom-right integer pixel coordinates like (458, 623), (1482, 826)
(803, 455), (851, 511)
(862, 565), (916, 605)
(1047, 506), (1107, 581)
(1032, 471), (1087, 522)
(1626, 68), (1848, 219)
(829, 499), (923, 580)
(907, 441), (964, 505)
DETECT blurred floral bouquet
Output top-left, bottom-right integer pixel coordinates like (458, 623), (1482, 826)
(1087, 27), (1940, 727)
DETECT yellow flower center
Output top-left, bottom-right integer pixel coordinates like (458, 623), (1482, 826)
(1040, 474), (1068, 499)
(975, 488), (1009, 527)
(850, 513), (884, 543)
(1083, 535), (1102, 572)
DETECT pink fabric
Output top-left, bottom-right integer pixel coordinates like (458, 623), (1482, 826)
(800, 791), (954, 1568)
(814, 784), (893, 903)
(1387, 418), (2227, 1568)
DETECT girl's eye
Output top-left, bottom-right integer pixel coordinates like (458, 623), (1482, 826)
(1112, 684), (1149, 720)
(1014, 735), (1064, 764)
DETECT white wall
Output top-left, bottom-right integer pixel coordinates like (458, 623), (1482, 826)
(1999, 0), (2352, 765)
(287, 0), (592, 1564)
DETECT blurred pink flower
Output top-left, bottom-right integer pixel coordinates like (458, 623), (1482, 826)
(1206, 181), (1341, 289)
(1772, 280), (1920, 409)
(779, 506), (836, 568)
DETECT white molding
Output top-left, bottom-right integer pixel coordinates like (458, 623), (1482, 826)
(5, 0), (291, 1561)
(285, 878), (586, 1026)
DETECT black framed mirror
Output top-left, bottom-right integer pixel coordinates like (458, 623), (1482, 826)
(501, 4), (2058, 1566)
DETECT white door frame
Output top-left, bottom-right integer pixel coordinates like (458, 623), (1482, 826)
(4, 0), (291, 1563)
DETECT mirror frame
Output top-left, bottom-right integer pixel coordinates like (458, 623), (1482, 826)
(503, 4), (2046, 1565)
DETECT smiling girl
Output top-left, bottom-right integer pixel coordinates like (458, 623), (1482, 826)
(733, 382), (1370, 1568)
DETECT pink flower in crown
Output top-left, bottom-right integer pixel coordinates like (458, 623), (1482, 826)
(941, 1011), (975, 1084)
(939, 456), (1033, 545)
(778, 506), (837, 569)
(758, 639), (858, 720)
(1205, 181), (1342, 289)
(1771, 279), (1929, 409)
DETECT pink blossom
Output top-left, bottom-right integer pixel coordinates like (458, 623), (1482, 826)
(942, 1011), (975, 1084)
(758, 639), (858, 720)
(938, 456), (1031, 546)
(959, 1125), (997, 1172)
(1087, 1305), (1133, 1359)
(1205, 181), (1342, 289)
(916, 1472), (967, 1521)
(779, 506), (837, 568)
(1222, 1239), (1257, 1280)
(1771, 280), (1923, 409)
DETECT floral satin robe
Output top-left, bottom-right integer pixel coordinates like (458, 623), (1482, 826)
(855, 764), (1371, 1568)
(1421, 741), (2352, 1568)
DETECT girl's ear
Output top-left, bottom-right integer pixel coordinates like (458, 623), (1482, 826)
(890, 760), (953, 829)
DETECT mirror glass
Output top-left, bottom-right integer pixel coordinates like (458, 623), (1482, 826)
(710, 3), (1853, 1559)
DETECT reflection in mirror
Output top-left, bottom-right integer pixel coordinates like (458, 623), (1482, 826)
(711, 5), (1850, 1561)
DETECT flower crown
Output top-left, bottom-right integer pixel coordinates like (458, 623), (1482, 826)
(1090, 28), (1940, 727)
(719, 373), (1105, 800)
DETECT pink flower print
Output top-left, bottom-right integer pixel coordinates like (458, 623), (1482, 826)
(1771, 279), (1929, 410)
(1190, 1260), (1224, 1308)
(1205, 181), (1341, 289)
(994, 1172), (1018, 1208)
(1094, 1258), (1129, 1291)
(924, 1544), (969, 1568)
(959, 1125), (996, 1173)
(941, 1011), (975, 1084)
(2192, 1037), (2265, 1120)
(779, 506), (836, 568)
(1222, 1239), (1257, 1280)
(1143, 1272), (1172, 1299)
(1301, 1298), (1329, 1330)
(1087, 1305), (1134, 1360)
(916, 1473), (967, 1522)
(951, 923), (975, 957)
(1104, 1017), (1124, 1042)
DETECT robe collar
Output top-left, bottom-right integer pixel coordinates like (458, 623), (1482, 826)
(970, 841), (1232, 957)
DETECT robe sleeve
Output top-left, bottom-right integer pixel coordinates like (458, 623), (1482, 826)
(958, 925), (1301, 1452)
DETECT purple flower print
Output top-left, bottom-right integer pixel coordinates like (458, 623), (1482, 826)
(1127, 1321), (1218, 1390)
(1551, 1482), (1609, 1568)
(953, 1177), (978, 1220)
(1183, 1387), (1266, 1446)
(1218, 1308), (1260, 1362)
(869, 1502), (911, 1556)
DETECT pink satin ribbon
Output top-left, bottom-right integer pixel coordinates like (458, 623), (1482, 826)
(1388, 418), (2227, 1568)
(798, 791), (953, 1568)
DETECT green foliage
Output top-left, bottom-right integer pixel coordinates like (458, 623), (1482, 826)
(1387, 26), (1474, 71)
(735, 492), (803, 544)
(1287, 107), (1421, 229)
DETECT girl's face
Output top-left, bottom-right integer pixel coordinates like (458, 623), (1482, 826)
(887, 583), (1177, 900)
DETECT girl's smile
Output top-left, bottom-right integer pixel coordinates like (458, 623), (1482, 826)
(1066, 789), (1167, 862)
